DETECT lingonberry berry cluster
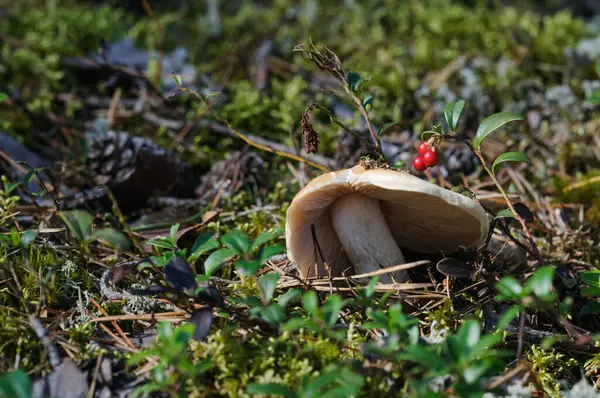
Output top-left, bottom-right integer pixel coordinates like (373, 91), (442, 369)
(413, 141), (440, 171)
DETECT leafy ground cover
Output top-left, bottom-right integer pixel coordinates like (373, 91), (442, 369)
(1, 0), (600, 397)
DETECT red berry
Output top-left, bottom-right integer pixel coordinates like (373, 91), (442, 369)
(418, 142), (429, 155)
(413, 155), (427, 171)
(423, 149), (439, 167)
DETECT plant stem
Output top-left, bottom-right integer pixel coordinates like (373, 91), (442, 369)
(470, 144), (543, 263)
(352, 95), (384, 159)
(444, 134), (543, 263)
(312, 103), (383, 158)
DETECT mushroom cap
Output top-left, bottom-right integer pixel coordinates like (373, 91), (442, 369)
(286, 165), (490, 278)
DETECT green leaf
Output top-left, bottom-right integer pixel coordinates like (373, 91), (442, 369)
(0, 93), (7, 103)
(491, 151), (531, 175)
(204, 248), (237, 276)
(259, 272), (280, 304)
(444, 100), (466, 131)
(420, 130), (440, 141)
(146, 238), (174, 250)
(250, 228), (283, 252)
(495, 277), (523, 300)
(363, 94), (373, 111)
(523, 266), (554, 297)
(90, 228), (131, 251)
(473, 112), (523, 150)
(58, 210), (93, 242)
(189, 234), (219, 262)
(463, 362), (492, 385)
(235, 259), (261, 276)
(582, 270), (600, 289)
(278, 288), (302, 308)
(220, 230), (250, 255)
(169, 223), (180, 243)
(302, 290), (319, 315)
(323, 294), (345, 326)
(586, 92), (600, 104)
(260, 304), (285, 325)
(496, 305), (520, 331)
(445, 336), (465, 363)
(347, 72), (370, 93)
(494, 208), (516, 220)
(171, 73), (183, 87)
(580, 301), (600, 317)
(259, 244), (286, 264)
(582, 286), (600, 297)
(459, 320), (481, 348)
(0, 369), (31, 398)
(20, 230), (37, 248)
(365, 276), (380, 298)
(247, 382), (296, 398)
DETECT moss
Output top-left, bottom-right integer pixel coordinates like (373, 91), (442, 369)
(190, 328), (362, 397)
(526, 345), (578, 398)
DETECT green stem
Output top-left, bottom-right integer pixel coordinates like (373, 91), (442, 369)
(472, 146), (543, 263)
(352, 94), (385, 162)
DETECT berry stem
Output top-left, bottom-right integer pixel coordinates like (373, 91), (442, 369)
(466, 141), (544, 263)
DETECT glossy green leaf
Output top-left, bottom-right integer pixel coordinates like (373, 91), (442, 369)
(204, 248), (236, 276)
(347, 71), (370, 93)
(20, 230), (37, 248)
(323, 294), (346, 326)
(247, 382), (296, 398)
(463, 362), (492, 385)
(524, 266), (554, 297)
(250, 228), (283, 252)
(58, 210), (93, 242)
(473, 112), (523, 150)
(580, 301), (600, 317)
(169, 223), (180, 243)
(220, 230), (250, 255)
(189, 234), (219, 262)
(302, 290), (319, 315)
(581, 270), (600, 289)
(582, 286), (600, 297)
(444, 99), (465, 131)
(496, 305), (520, 331)
(420, 130), (438, 141)
(587, 92), (600, 104)
(260, 304), (285, 325)
(146, 238), (175, 250)
(259, 244), (286, 264)
(171, 73), (183, 87)
(278, 288), (302, 308)
(459, 320), (481, 348)
(494, 209), (516, 220)
(258, 272), (279, 304)
(495, 276), (523, 300)
(363, 94), (373, 111)
(235, 259), (261, 276)
(445, 336), (465, 363)
(365, 276), (380, 298)
(491, 151), (531, 175)
(0, 93), (7, 103)
(90, 228), (131, 251)
(0, 369), (31, 398)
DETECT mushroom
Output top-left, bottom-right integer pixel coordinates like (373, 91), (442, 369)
(285, 165), (490, 283)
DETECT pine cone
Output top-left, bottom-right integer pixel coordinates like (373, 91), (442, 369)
(83, 130), (183, 211)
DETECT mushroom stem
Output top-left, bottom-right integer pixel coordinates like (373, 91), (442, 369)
(330, 193), (408, 283)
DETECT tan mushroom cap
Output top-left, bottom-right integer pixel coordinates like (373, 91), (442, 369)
(286, 165), (490, 279)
